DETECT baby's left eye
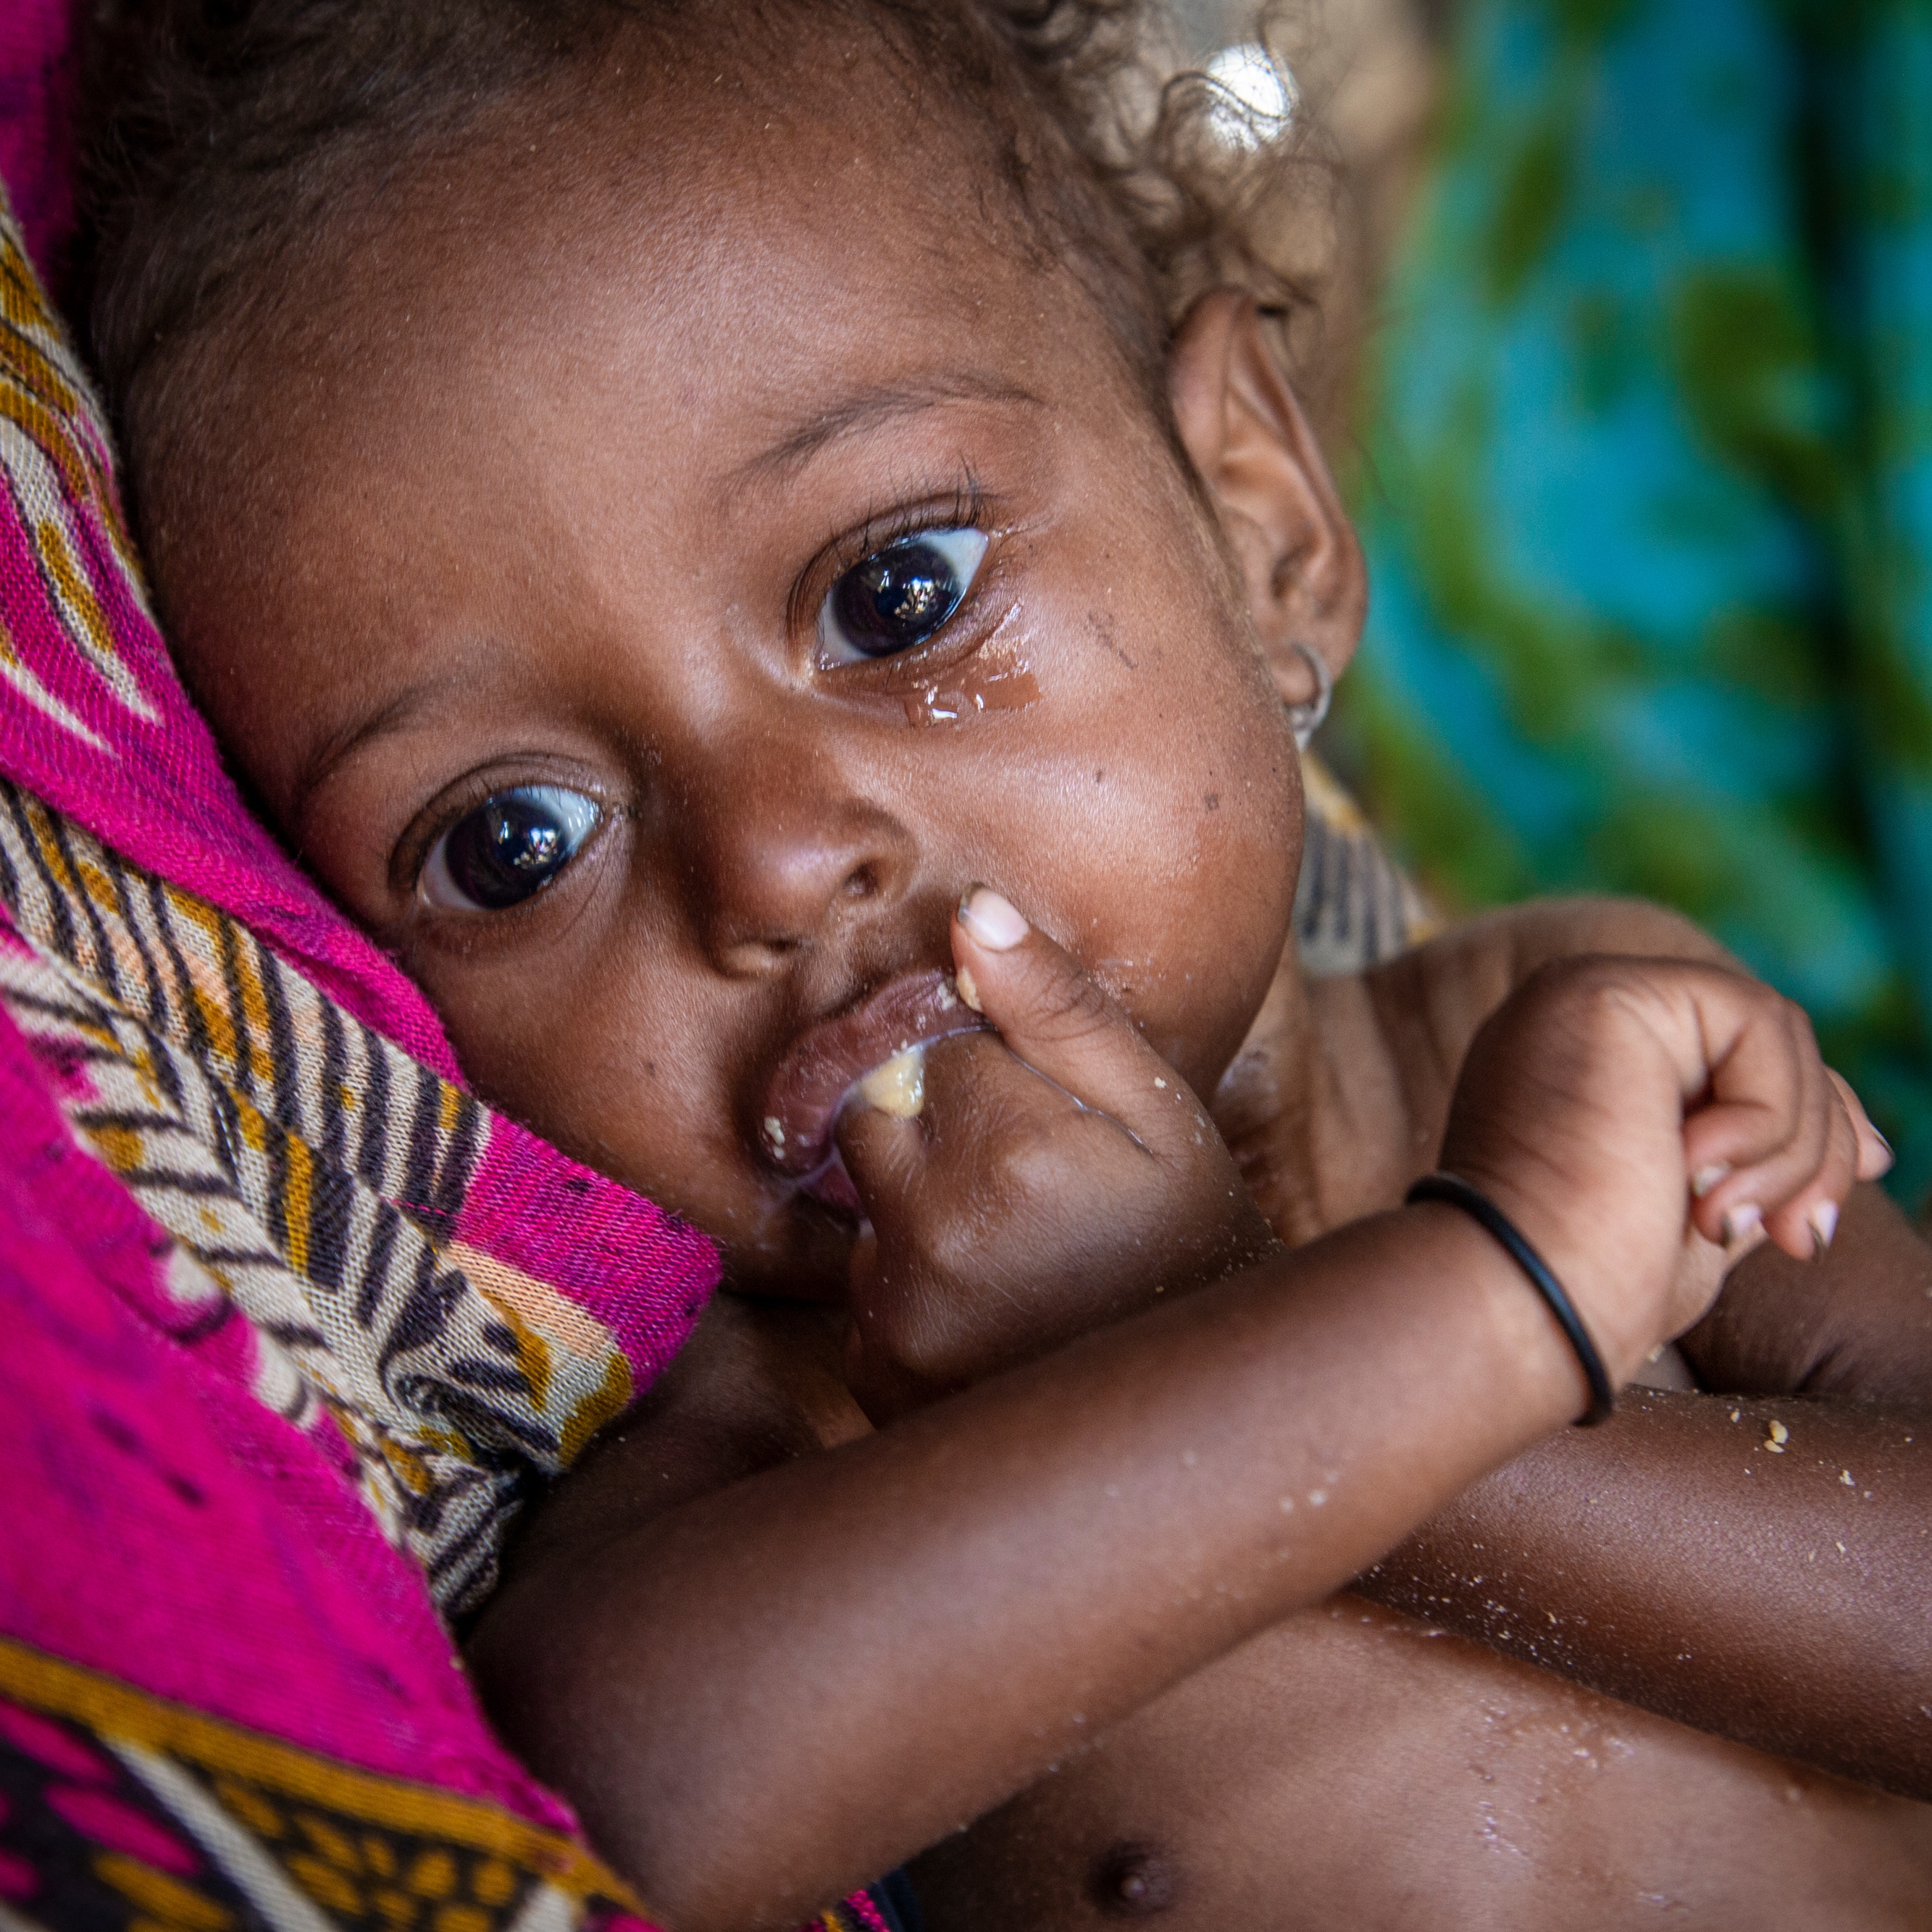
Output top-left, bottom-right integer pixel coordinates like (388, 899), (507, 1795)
(819, 527), (989, 664)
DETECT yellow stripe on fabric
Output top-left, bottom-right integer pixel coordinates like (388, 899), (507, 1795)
(234, 1092), (269, 1157)
(0, 376), (91, 511)
(25, 792), (80, 901)
(477, 1287), (554, 1413)
(0, 235), (138, 583)
(0, 327), (80, 430)
(162, 887), (241, 1067)
(0, 1640), (647, 1910)
(226, 933), (277, 1093)
(0, 251), (66, 343)
(94, 1853), (234, 1930)
(557, 1351), (632, 1468)
(38, 517), (127, 683)
(283, 1129), (313, 1279)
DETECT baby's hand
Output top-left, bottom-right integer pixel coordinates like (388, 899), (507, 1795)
(1437, 955), (1893, 1392)
(837, 887), (1281, 1420)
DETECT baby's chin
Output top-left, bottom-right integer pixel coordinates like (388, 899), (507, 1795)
(711, 1182), (863, 1304)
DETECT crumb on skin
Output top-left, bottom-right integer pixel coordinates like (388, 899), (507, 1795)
(856, 1046), (927, 1119)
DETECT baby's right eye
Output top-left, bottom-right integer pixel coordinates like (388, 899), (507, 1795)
(419, 785), (601, 912)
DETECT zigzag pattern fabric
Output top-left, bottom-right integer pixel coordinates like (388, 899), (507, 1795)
(0, 151), (727, 1927)
(0, 782), (669, 1612)
(0, 196), (719, 1616)
(1292, 752), (1435, 975)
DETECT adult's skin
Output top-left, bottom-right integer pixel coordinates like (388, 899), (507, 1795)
(114, 14), (1929, 1926)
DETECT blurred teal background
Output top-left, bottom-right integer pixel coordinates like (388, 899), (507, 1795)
(1326, 0), (1932, 1207)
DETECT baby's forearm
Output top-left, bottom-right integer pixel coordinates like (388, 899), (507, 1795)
(1356, 1388), (1932, 1796)
(465, 1211), (1581, 1932)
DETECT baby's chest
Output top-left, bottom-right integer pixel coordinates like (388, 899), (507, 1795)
(910, 1597), (1932, 1931)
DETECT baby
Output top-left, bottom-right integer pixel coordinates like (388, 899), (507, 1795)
(78, 1), (1931, 1927)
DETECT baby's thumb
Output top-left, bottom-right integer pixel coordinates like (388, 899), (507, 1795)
(951, 885), (1192, 1134)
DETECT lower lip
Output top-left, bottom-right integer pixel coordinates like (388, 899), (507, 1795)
(760, 971), (987, 1181)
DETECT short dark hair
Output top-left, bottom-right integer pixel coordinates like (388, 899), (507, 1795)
(76, 1), (1330, 545)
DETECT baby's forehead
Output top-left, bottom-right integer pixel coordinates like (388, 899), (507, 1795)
(220, 30), (1111, 493)
(147, 29), (1172, 778)
(255, 39), (1066, 401)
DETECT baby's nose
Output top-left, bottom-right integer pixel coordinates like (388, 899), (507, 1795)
(685, 754), (916, 976)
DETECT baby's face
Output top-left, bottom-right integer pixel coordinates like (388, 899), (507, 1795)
(154, 38), (1303, 1296)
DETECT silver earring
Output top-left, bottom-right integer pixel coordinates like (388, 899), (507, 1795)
(1285, 641), (1332, 750)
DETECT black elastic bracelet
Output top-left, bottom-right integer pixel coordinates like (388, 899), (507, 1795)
(1405, 1172), (1615, 1426)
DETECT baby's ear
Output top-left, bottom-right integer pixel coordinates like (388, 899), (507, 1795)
(1168, 289), (1366, 707)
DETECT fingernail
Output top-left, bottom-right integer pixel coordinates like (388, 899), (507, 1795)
(959, 885), (1027, 951)
(1809, 1200), (1839, 1256)
(1721, 1203), (1763, 1246)
(1691, 1163), (1731, 1199)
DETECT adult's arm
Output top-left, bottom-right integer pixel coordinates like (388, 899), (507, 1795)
(1356, 1183), (1932, 1796)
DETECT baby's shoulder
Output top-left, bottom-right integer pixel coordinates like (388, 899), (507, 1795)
(1324, 896), (1729, 1172)
(1373, 892), (1729, 1041)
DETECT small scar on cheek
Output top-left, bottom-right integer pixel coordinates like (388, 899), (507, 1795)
(1203, 793), (1219, 811)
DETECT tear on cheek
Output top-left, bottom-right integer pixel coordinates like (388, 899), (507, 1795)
(855, 1044), (928, 1118)
(903, 659), (1040, 727)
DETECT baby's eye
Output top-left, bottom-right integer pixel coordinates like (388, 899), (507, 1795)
(419, 785), (601, 912)
(819, 526), (989, 663)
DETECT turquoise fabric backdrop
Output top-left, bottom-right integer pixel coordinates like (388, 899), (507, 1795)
(1346, 0), (1932, 1203)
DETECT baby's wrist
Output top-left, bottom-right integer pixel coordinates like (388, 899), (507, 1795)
(1406, 1175), (1615, 1425)
(1401, 1196), (1607, 1430)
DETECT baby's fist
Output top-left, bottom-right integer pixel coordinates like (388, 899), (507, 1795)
(837, 888), (1280, 1420)
(1439, 955), (1889, 1392)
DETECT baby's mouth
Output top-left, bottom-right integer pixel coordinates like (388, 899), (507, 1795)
(758, 969), (989, 1198)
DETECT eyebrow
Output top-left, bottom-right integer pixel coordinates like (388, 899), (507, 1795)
(289, 679), (448, 834)
(289, 375), (1044, 826)
(736, 372), (1042, 485)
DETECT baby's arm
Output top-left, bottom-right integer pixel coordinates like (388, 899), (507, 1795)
(472, 1186), (1593, 1930)
(1357, 1374), (1931, 1794)
(842, 890), (1930, 1795)
(466, 908), (1863, 1929)
(1352, 899), (1932, 1795)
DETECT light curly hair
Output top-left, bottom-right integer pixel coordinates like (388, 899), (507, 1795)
(76, 0), (1337, 543)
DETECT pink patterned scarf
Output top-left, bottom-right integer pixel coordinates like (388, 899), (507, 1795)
(0, 11), (744, 1921)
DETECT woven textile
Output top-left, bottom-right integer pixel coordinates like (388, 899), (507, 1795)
(0, 166), (724, 1926)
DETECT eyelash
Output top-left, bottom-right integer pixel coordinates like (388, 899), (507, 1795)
(395, 767), (619, 907)
(398, 481), (1000, 913)
(792, 474), (994, 643)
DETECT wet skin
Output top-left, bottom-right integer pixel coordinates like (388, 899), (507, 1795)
(915, 1589), (1932, 1931)
(133, 24), (1932, 1931)
(145, 47), (1308, 1301)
